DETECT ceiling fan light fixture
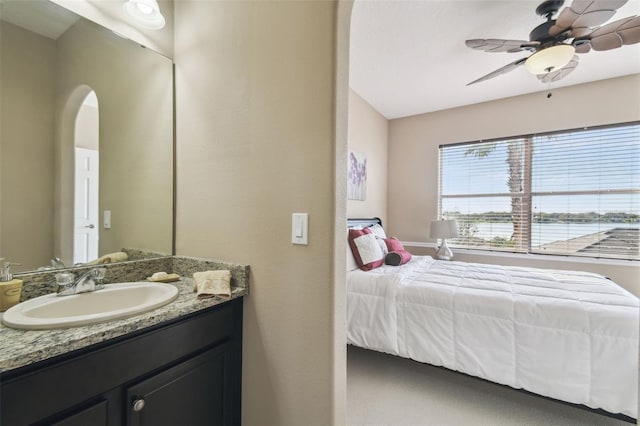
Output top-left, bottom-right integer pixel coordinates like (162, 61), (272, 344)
(524, 44), (575, 74)
(123, 0), (165, 30)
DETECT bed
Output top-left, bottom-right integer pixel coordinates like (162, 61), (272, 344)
(347, 218), (639, 419)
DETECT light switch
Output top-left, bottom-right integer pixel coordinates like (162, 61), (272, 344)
(292, 213), (308, 245)
(104, 210), (111, 229)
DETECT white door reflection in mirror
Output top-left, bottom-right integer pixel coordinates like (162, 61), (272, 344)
(73, 91), (99, 264)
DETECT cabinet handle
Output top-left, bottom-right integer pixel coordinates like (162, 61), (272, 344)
(132, 398), (146, 412)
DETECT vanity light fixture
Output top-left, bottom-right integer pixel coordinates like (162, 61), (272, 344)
(123, 0), (165, 30)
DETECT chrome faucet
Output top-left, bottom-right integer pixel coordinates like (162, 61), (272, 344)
(55, 268), (106, 296)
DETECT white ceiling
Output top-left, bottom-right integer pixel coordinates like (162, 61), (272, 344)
(349, 0), (640, 119)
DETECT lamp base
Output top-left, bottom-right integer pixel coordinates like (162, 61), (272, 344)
(435, 239), (454, 261)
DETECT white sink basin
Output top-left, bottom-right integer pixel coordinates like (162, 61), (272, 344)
(1, 282), (179, 330)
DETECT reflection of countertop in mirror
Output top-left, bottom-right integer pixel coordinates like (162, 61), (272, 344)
(0, 279), (247, 372)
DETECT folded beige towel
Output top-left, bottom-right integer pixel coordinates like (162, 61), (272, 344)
(87, 251), (128, 265)
(193, 270), (231, 299)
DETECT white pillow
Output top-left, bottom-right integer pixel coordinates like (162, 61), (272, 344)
(369, 223), (387, 239)
(347, 227), (361, 271)
(347, 247), (359, 271)
(368, 223), (388, 255)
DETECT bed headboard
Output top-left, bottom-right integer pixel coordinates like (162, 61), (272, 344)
(347, 217), (382, 229)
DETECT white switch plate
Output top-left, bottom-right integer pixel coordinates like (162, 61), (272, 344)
(104, 210), (111, 229)
(291, 213), (308, 245)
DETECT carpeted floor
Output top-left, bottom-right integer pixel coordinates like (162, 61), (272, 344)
(347, 345), (633, 426)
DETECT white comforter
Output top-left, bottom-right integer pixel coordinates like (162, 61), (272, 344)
(347, 256), (639, 418)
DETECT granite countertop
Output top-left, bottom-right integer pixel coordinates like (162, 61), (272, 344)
(0, 278), (247, 373)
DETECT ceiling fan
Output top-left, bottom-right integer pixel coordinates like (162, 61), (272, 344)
(465, 0), (640, 85)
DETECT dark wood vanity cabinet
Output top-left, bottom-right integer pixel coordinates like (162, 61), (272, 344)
(0, 298), (243, 426)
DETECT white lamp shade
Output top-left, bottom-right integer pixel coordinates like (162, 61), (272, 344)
(430, 220), (459, 239)
(524, 44), (575, 75)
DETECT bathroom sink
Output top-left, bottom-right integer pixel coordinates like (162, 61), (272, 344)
(1, 282), (179, 330)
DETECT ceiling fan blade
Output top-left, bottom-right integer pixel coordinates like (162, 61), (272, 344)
(537, 55), (580, 83)
(466, 57), (527, 86)
(549, 0), (628, 36)
(588, 15), (640, 50)
(465, 39), (538, 53)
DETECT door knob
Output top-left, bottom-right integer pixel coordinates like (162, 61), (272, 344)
(132, 398), (145, 412)
(84, 224), (95, 229)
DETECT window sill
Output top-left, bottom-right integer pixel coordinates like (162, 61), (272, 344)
(402, 241), (640, 267)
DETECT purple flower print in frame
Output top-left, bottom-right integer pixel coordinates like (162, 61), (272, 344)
(348, 151), (367, 201)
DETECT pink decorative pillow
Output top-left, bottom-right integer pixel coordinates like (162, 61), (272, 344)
(385, 237), (405, 252)
(385, 250), (412, 266)
(348, 228), (384, 271)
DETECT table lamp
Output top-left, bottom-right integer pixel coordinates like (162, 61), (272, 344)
(430, 219), (458, 261)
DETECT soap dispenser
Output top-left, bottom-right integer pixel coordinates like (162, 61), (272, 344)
(0, 259), (23, 312)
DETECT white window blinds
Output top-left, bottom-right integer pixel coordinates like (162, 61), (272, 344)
(439, 122), (640, 260)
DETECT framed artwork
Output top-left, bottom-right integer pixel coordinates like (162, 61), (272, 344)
(348, 150), (367, 201)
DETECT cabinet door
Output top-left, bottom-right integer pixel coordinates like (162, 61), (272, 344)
(126, 342), (231, 426)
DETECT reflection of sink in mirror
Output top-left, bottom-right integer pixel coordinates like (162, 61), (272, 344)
(1, 282), (179, 330)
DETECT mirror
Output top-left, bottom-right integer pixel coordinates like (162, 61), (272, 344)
(0, 0), (174, 273)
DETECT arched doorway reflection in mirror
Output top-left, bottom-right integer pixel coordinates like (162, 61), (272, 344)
(73, 90), (99, 264)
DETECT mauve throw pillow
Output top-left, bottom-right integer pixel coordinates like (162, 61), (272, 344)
(385, 237), (405, 252)
(349, 228), (384, 271)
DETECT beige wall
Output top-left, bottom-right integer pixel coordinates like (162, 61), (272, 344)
(0, 22), (56, 271)
(334, 2), (353, 421)
(388, 74), (640, 294)
(174, 1), (342, 424)
(347, 89), (389, 223)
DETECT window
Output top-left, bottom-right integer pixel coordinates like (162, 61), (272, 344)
(438, 122), (640, 261)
